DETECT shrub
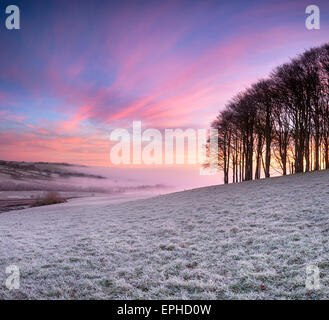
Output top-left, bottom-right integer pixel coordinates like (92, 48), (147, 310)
(32, 191), (66, 207)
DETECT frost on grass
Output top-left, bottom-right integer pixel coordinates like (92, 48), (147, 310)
(0, 170), (329, 299)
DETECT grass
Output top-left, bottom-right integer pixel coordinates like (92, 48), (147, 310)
(0, 170), (329, 299)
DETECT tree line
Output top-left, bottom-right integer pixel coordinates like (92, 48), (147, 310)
(210, 43), (329, 184)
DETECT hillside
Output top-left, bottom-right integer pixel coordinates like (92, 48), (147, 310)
(0, 161), (168, 212)
(0, 170), (328, 299)
(0, 160), (104, 181)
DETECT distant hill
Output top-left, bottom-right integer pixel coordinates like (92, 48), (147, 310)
(0, 160), (105, 181)
(0, 160), (167, 194)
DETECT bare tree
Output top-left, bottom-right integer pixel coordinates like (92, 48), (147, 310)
(209, 43), (329, 184)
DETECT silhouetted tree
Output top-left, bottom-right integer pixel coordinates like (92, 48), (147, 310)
(209, 43), (329, 184)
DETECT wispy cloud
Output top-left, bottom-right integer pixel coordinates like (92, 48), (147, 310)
(0, 0), (328, 164)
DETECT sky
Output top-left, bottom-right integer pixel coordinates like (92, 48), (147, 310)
(0, 0), (329, 168)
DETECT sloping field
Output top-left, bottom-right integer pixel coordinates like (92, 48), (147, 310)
(0, 170), (328, 299)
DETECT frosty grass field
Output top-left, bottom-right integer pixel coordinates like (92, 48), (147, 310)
(1, 170), (329, 299)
